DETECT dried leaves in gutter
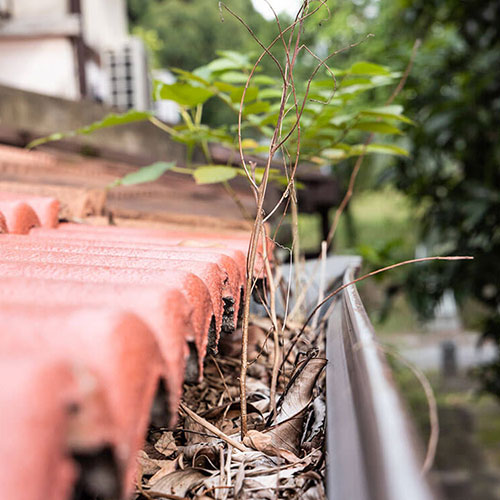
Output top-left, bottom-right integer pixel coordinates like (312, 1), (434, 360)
(135, 318), (327, 499)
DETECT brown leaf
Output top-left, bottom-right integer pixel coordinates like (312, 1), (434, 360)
(137, 450), (163, 476)
(263, 357), (327, 455)
(179, 444), (219, 469)
(148, 456), (181, 487)
(149, 468), (205, 497)
(154, 431), (178, 457)
(276, 358), (327, 424)
(233, 461), (246, 499)
(243, 430), (299, 463)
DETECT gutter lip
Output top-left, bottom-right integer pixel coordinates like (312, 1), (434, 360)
(323, 264), (437, 500)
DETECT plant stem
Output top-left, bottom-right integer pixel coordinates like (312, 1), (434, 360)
(290, 187), (302, 318)
(261, 225), (280, 419)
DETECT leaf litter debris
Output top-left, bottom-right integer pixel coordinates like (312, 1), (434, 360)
(135, 315), (327, 499)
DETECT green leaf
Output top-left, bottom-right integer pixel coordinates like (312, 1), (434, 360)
(215, 50), (252, 68)
(330, 113), (357, 126)
(336, 84), (378, 97)
(28, 110), (152, 148)
(109, 161), (175, 187)
(274, 175), (305, 189)
(241, 138), (260, 149)
(259, 88), (283, 100)
(236, 167), (279, 184)
(322, 148), (350, 161)
(206, 55), (250, 73)
(360, 105), (414, 124)
(193, 165), (237, 184)
(230, 86), (259, 104)
(171, 68), (210, 86)
(252, 75), (277, 86)
(353, 121), (403, 135)
(213, 81), (238, 93)
(365, 144), (409, 156)
(339, 77), (373, 87)
(243, 101), (270, 115)
(368, 104), (404, 115)
(154, 81), (214, 107)
(218, 71), (250, 84)
(351, 143), (410, 156)
(349, 61), (391, 75)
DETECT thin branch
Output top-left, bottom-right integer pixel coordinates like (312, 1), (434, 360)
(376, 343), (438, 475)
(312, 241), (328, 330)
(274, 35), (374, 152)
(261, 224), (281, 418)
(281, 256), (474, 372)
(180, 403), (248, 452)
(210, 354), (233, 402)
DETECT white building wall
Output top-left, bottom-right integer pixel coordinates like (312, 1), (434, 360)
(11, 0), (67, 18)
(0, 38), (79, 99)
(81, 0), (128, 49)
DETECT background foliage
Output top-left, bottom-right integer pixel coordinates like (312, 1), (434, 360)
(132, 0), (499, 396)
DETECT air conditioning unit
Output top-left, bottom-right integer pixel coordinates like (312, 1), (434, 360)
(0, 0), (11, 19)
(101, 37), (150, 111)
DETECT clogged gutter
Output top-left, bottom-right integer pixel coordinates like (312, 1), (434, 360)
(136, 315), (328, 499)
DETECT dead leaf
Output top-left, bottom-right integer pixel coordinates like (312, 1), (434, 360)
(201, 401), (263, 435)
(243, 430), (299, 463)
(260, 357), (327, 455)
(154, 431), (177, 456)
(233, 461), (246, 499)
(180, 444), (219, 469)
(148, 455), (181, 487)
(136, 450), (163, 476)
(148, 468), (205, 497)
(275, 358), (327, 424)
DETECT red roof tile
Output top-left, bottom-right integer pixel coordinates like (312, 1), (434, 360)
(0, 211), (6, 233)
(0, 356), (81, 500)
(0, 277), (190, 408)
(0, 261), (215, 377)
(0, 189), (262, 498)
(0, 307), (166, 493)
(32, 222), (270, 276)
(0, 235), (245, 333)
(0, 200), (40, 233)
(0, 192), (59, 228)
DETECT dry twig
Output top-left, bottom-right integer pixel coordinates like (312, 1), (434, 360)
(180, 403), (248, 453)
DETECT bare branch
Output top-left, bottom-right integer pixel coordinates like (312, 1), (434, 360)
(375, 344), (438, 475)
(281, 255), (474, 372)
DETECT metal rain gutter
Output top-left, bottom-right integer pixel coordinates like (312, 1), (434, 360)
(326, 266), (435, 500)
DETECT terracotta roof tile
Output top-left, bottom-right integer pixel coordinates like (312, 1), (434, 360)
(0, 277), (190, 409)
(0, 306), (165, 497)
(0, 189), (261, 498)
(33, 222), (270, 277)
(0, 192), (60, 228)
(0, 200), (40, 233)
(0, 211), (7, 233)
(0, 236), (245, 334)
(0, 356), (83, 500)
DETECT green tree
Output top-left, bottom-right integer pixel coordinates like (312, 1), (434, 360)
(127, 0), (276, 71)
(314, 0), (500, 396)
(381, 0), (500, 396)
